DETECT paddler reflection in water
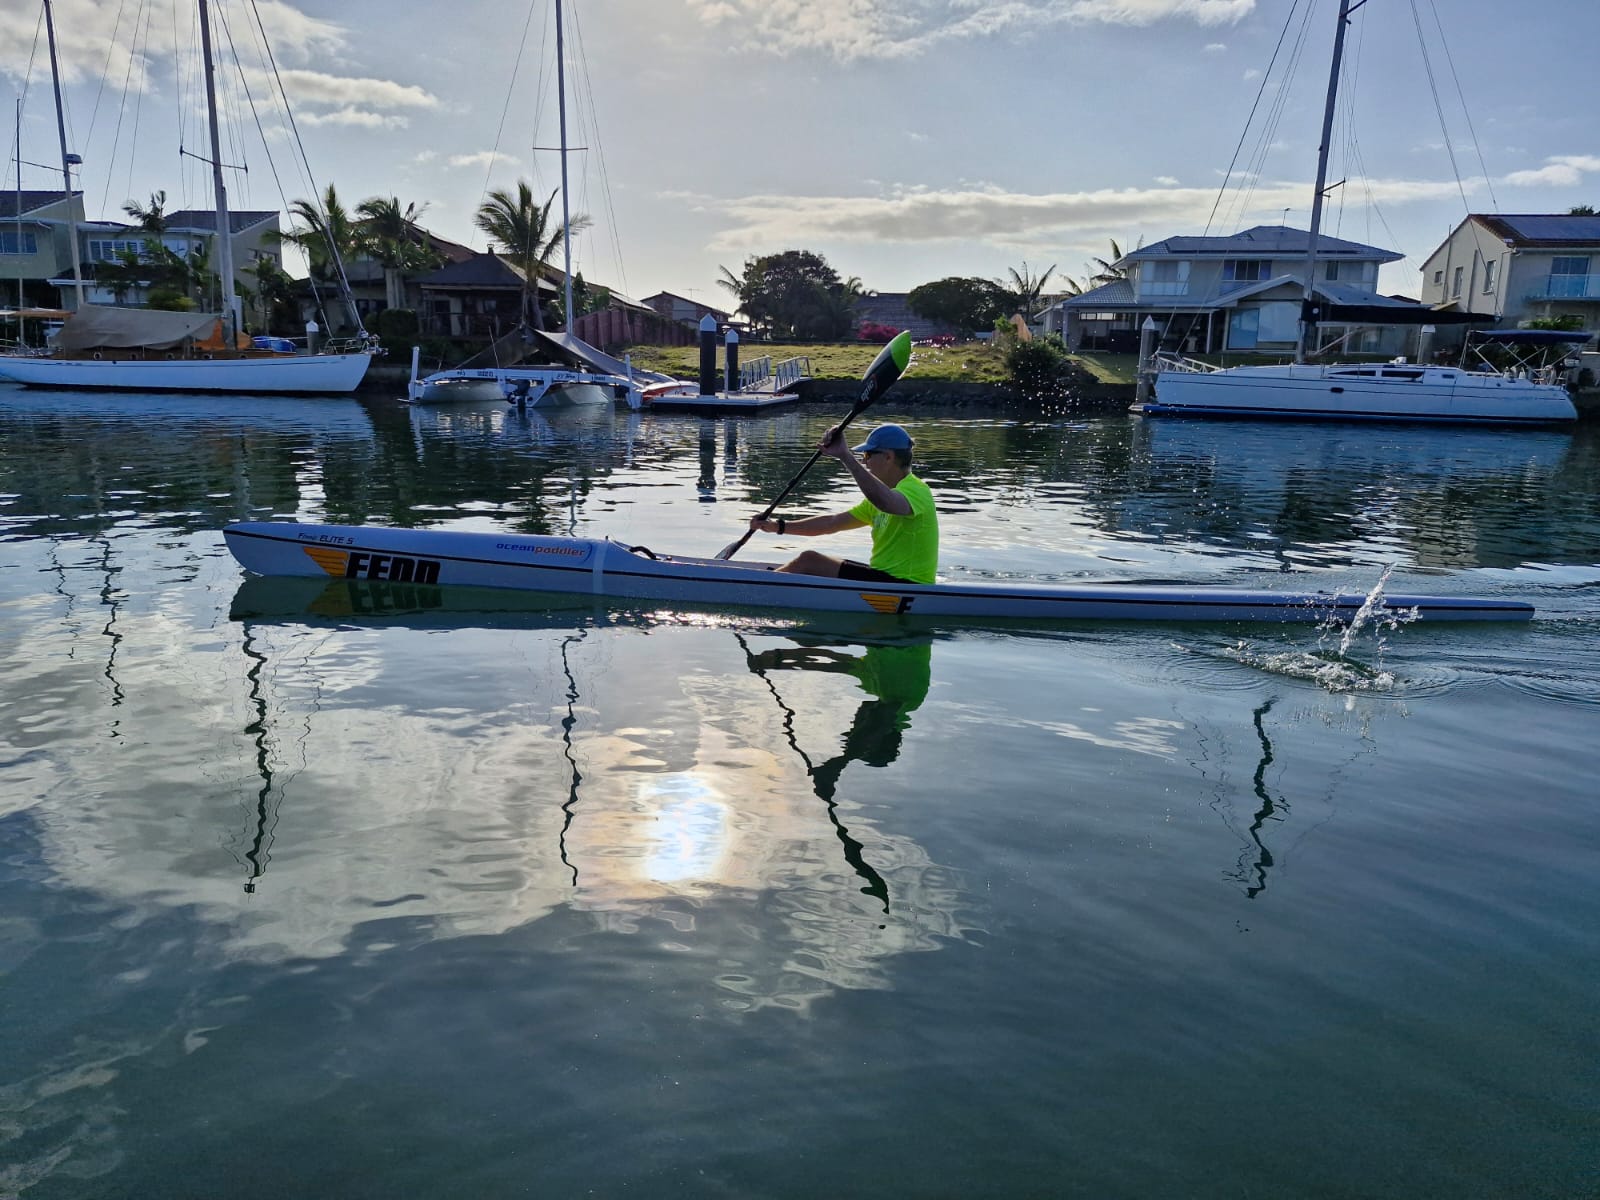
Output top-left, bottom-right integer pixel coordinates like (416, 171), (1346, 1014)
(745, 636), (933, 798)
(748, 423), (938, 584)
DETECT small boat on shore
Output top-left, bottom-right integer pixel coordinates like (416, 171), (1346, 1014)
(221, 521), (1533, 623)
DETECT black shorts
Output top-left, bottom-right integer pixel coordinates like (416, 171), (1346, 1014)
(837, 559), (912, 584)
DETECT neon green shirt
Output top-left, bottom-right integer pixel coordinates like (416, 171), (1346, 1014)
(848, 474), (939, 584)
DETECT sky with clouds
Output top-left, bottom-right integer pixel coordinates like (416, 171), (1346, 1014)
(3, 0), (1598, 307)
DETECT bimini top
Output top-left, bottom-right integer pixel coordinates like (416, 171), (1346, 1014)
(1465, 329), (1594, 346)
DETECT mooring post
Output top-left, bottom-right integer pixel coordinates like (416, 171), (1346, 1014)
(1135, 316), (1158, 405)
(698, 314), (717, 396)
(725, 327), (740, 393)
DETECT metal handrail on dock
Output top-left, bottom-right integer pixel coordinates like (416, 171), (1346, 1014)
(732, 354), (811, 393)
(772, 355), (810, 389)
(737, 355), (772, 391)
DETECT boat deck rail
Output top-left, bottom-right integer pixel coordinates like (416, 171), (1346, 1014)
(1150, 351), (1216, 375)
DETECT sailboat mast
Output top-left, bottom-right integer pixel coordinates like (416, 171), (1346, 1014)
(556, 0), (574, 333)
(197, 0), (239, 341)
(14, 97), (25, 322)
(1294, 0), (1357, 364)
(42, 0), (84, 310)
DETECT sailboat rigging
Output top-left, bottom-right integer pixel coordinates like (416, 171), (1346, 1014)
(407, 0), (681, 408)
(1141, 0), (1578, 426)
(0, 0), (376, 394)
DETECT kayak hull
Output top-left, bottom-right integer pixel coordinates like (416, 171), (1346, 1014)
(221, 522), (1534, 623)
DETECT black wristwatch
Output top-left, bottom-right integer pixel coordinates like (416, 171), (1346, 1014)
(776, 517), (787, 534)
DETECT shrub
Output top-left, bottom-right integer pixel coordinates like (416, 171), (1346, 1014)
(1005, 334), (1070, 398)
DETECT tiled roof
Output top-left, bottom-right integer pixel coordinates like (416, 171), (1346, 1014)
(1124, 224), (1400, 264)
(164, 209), (279, 234)
(1058, 279), (1136, 308)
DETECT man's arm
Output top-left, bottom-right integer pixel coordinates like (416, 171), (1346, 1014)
(750, 511), (865, 536)
(819, 427), (911, 515)
(835, 452), (911, 515)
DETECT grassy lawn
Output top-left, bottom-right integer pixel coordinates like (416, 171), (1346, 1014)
(625, 340), (1012, 384)
(1067, 352), (1138, 385)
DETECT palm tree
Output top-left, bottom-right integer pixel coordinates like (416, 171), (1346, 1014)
(355, 196), (442, 310)
(272, 184), (361, 286)
(122, 190), (168, 234)
(473, 181), (591, 330)
(1002, 262), (1058, 318)
(1086, 238), (1129, 287)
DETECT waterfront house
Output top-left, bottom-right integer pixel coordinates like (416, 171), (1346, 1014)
(1419, 213), (1600, 338)
(1, 190), (86, 308)
(1042, 225), (1422, 356)
(643, 290), (733, 331)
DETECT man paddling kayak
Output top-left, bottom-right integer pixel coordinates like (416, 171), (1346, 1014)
(748, 423), (939, 584)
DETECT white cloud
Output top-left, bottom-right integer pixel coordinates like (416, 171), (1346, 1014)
(682, 0), (1255, 62)
(1503, 154), (1600, 188)
(1242, 67), (1260, 80)
(1204, 42), (1227, 53)
(447, 151), (522, 170)
(299, 107), (410, 130)
(1155, 175), (1179, 185)
(261, 68), (437, 112)
(685, 176), (1474, 255)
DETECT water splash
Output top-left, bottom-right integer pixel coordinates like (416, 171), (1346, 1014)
(1196, 567), (1420, 694)
(1330, 564), (1419, 657)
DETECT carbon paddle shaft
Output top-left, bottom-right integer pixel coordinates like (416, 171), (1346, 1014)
(716, 332), (911, 561)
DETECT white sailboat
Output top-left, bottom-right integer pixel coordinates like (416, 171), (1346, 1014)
(0, 0), (374, 395)
(1143, 0), (1579, 427)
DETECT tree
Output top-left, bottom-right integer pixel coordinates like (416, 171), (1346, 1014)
(907, 276), (1008, 336)
(356, 196), (443, 310)
(272, 184), (361, 287)
(1001, 261), (1057, 318)
(122, 190), (168, 234)
(1569, 205), (1596, 216)
(474, 180), (591, 330)
(715, 250), (857, 340)
(246, 255), (296, 334)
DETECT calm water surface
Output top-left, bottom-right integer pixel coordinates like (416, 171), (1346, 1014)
(2, 388), (1597, 1198)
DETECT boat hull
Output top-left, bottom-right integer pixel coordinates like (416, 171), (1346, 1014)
(408, 366), (626, 407)
(221, 522), (1534, 623)
(1147, 365), (1578, 425)
(0, 352), (373, 394)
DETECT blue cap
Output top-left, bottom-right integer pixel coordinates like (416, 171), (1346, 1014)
(852, 423), (913, 454)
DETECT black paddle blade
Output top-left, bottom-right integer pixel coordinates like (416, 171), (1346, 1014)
(714, 331), (914, 561)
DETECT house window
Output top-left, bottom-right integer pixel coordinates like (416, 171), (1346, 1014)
(1324, 261), (1340, 281)
(1139, 260), (1190, 297)
(1432, 269), (1444, 286)
(1227, 307), (1259, 349)
(1452, 266), (1464, 298)
(0, 230), (38, 254)
(1482, 260), (1496, 292)
(87, 238), (146, 262)
(1223, 259), (1270, 282)
(1550, 256), (1591, 299)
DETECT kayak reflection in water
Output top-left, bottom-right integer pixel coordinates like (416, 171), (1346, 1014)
(747, 423), (939, 585)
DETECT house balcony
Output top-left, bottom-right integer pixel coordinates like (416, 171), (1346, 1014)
(1526, 275), (1600, 301)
